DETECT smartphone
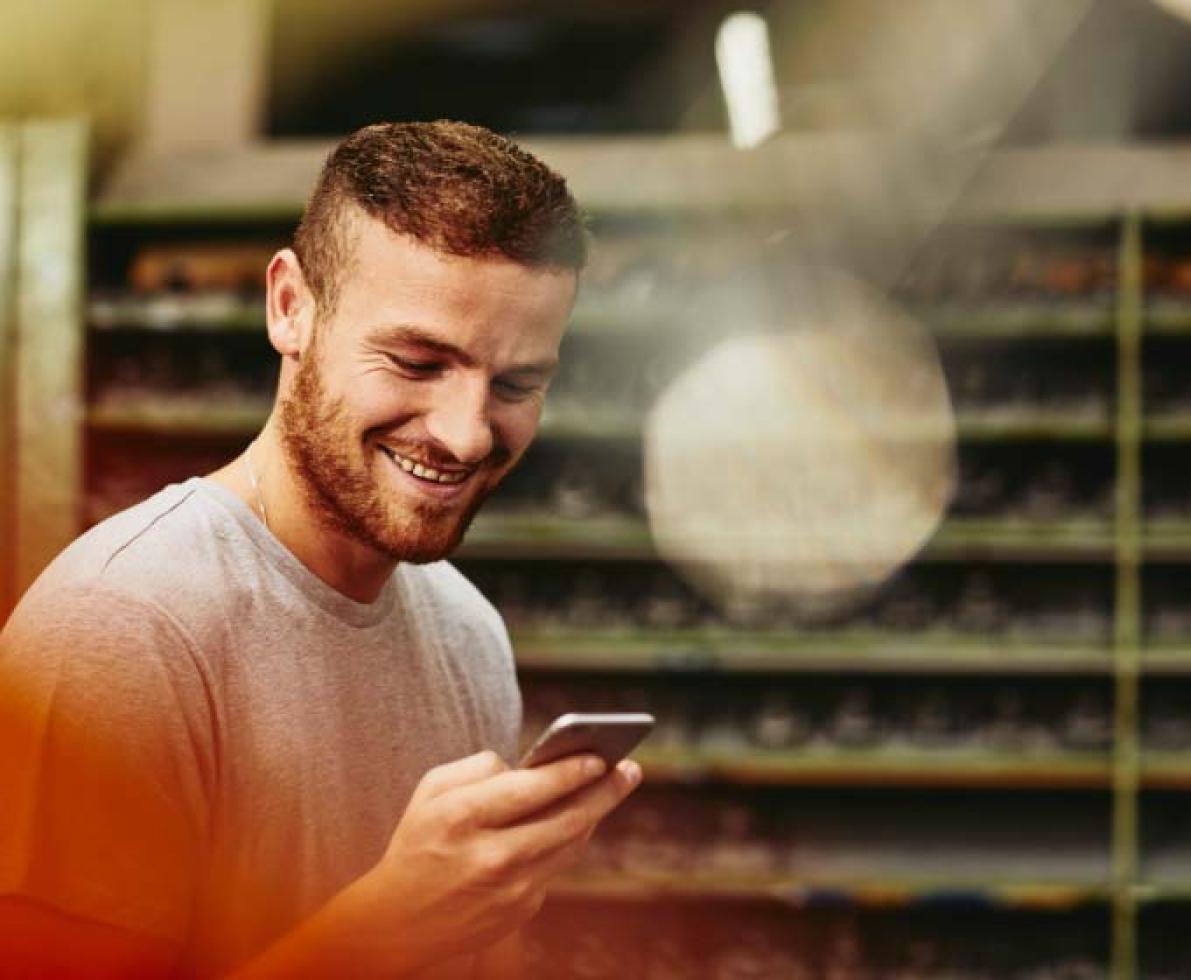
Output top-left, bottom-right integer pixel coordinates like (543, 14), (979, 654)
(520, 712), (656, 769)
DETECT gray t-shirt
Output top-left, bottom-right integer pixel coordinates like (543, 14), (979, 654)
(0, 477), (521, 976)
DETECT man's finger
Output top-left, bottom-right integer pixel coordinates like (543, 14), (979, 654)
(495, 760), (641, 862)
(414, 750), (509, 802)
(446, 753), (609, 827)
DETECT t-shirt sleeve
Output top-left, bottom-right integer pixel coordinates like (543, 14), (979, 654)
(0, 584), (214, 947)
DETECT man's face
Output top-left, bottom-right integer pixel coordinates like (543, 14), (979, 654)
(278, 214), (576, 563)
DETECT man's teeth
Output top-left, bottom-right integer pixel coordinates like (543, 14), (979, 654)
(384, 448), (469, 485)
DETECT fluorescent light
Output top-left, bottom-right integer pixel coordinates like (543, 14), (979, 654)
(716, 11), (781, 149)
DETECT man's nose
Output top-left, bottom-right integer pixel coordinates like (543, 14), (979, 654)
(423, 378), (495, 465)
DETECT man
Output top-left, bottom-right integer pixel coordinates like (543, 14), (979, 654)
(0, 121), (640, 977)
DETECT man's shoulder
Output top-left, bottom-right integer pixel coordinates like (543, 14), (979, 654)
(12, 479), (245, 630)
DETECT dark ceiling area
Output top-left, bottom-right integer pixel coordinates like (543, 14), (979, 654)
(267, 7), (733, 137)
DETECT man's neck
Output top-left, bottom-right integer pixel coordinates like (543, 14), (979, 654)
(206, 421), (397, 604)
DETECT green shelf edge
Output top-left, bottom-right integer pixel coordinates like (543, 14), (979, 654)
(512, 630), (1112, 675)
(463, 514), (1117, 561)
(923, 302), (1116, 337)
(619, 748), (1191, 789)
(85, 394), (1119, 444)
(634, 748), (1115, 789)
(551, 872), (1113, 909)
(1134, 883), (1191, 903)
(86, 297), (1126, 339)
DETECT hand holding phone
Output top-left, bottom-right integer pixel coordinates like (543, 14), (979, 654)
(520, 712), (655, 769)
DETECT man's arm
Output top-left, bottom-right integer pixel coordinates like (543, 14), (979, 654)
(0, 751), (634, 979)
(1, 587), (214, 977)
(229, 751), (639, 979)
(0, 896), (180, 979)
(474, 930), (523, 980)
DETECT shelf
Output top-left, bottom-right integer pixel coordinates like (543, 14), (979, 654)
(551, 871), (1111, 910)
(84, 387), (1115, 448)
(1134, 882), (1191, 903)
(87, 399), (270, 437)
(1140, 648), (1191, 674)
(86, 400), (641, 444)
(1137, 752), (1191, 790)
(84, 296), (1122, 342)
(928, 518), (1114, 560)
(92, 140), (1191, 227)
(464, 514), (1117, 562)
(1144, 415), (1191, 441)
(512, 629), (1113, 675)
(1142, 521), (1191, 558)
(89, 295), (263, 333)
(463, 514), (650, 559)
(629, 749), (1191, 789)
(1144, 300), (1191, 334)
(923, 301), (1115, 338)
(634, 747), (1113, 789)
(87, 294), (685, 340)
(955, 409), (1112, 442)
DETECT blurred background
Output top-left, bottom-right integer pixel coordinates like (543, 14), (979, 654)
(10, 0), (1191, 976)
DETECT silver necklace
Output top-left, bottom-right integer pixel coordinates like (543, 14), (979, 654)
(244, 442), (269, 530)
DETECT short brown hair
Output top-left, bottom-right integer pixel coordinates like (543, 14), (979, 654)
(293, 120), (587, 315)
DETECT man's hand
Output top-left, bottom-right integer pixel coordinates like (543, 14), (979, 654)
(363, 749), (638, 968)
(231, 749), (639, 978)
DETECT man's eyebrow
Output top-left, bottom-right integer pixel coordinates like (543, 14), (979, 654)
(365, 324), (471, 363)
(365, 323), (558, 377)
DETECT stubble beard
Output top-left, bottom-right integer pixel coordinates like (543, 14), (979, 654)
(278, 349), (507, 564)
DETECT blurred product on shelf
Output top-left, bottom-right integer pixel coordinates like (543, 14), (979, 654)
(1144, 691), (1191, 751)
(610, 802), (689, 876)
(952, 573), (1010, 635)
(872, 580), (936, 633)
(710, 925), (811, 980)
(525, 901), (1109, 978)
(90, 291), (260, 330)
(901, 686), (958, 748)
(825, 686), (882, 748)
(1057, 689), (1113, 752)
(1020, 460), (1077, 520)
(517, 673), (1127, 761)
(897, 233), (1116, 304)
(820, 918), (870, 980)
(953, 455), (1011, 515)
(699, 801), (775, 877)
(984, 687), (1053, 752)
(641, 933), (703, 980)
(748, 691), (814, 751)
(128, 242), (280, 294)
(559, 929), (636, 979)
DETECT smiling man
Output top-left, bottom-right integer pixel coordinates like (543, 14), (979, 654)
(0, 122), (640, 978)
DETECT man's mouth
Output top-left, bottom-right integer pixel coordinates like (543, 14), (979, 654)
(378, 445), (473, 486)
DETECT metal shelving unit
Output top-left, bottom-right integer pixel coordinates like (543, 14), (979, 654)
(15, 135), (1191, 977)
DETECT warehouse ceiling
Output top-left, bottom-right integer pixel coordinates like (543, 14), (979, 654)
(266, 0), (738, 135)
(8, 0), (1191, 176)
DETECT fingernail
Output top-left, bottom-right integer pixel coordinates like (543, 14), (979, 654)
(585, 756), (607, 778)
(623, 761), (642, 787)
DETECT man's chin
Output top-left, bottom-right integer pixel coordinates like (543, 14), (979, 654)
(372, 514), (474, 565)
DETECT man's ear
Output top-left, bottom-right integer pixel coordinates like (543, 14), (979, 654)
(265, 248), (316, 359)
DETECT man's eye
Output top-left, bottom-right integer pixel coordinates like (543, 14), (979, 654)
(391, 356), (440, 375)
(494, 379), (538, 400)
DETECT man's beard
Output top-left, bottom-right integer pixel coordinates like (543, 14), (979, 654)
(278, 348), (509, 564)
